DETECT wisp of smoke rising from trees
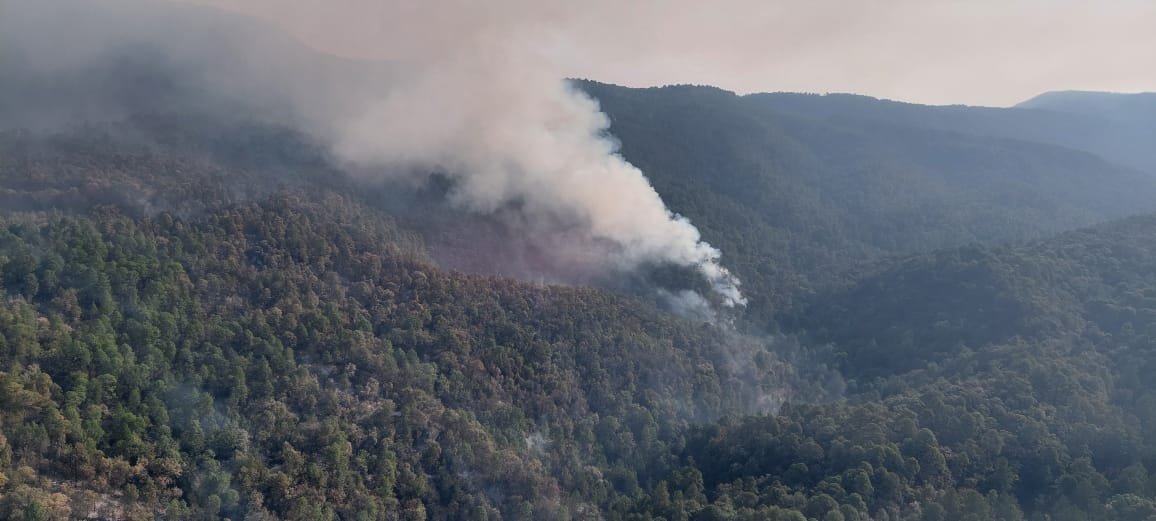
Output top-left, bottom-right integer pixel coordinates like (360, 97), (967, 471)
(1, 0), (746, 307)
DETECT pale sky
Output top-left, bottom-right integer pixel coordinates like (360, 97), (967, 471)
(187, 0), (1154, 107)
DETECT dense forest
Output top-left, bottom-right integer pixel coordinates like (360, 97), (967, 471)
(6, 3), (1156, 520)
(0, 123), (844, 520)
(3, 101), (1156, 521)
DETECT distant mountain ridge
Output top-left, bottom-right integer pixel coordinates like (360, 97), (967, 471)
(1017, 89), (1156, 113)
(747, 89), (1156, 173)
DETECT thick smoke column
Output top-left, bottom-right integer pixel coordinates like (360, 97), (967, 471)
(322, 2), (746, 307)
(333, 71), (746, 306)
(1, 0), (745, 306)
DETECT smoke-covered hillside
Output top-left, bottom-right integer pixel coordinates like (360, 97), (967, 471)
(5, 0), (1155, 316)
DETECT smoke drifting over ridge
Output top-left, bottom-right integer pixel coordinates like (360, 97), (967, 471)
(0, 0), (744, 307)
(330, 43), (746, 307)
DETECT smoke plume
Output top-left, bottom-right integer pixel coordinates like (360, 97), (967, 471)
(329, 59), (745, 306)
(298, 1), (745, 306)
(0, 0), (745, 307)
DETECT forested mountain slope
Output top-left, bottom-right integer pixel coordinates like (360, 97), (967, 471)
(4, 107), (1156, 521)
(793, 212), (1156, 377)
(0, 124), (839, 520)
(4, 3), (1156, 519)
(727, 213), (1156, 521)
(579, 81), (1156, 313)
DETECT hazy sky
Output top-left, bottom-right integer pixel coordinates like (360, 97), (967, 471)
(188, 0), (1154, 106)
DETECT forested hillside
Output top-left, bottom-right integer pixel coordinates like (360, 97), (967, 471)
(4, 103), (1156, 521)
(4, 3), (1156, 519)
(0, 123), (840, 520)
(578, 81), (1156, 314)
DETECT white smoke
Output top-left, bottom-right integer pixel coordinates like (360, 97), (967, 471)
(1, 0), (746, 306)
(320, 3), (746, 307)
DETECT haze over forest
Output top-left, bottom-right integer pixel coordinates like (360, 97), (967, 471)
(1, 1), (1155, 520)
(190, 0), (1156, 106)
